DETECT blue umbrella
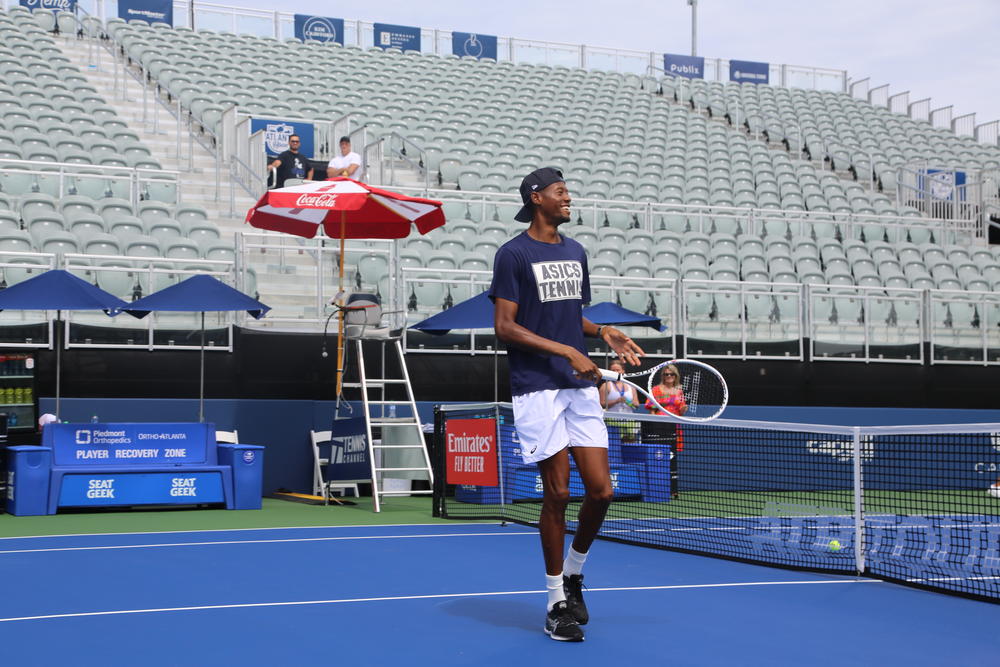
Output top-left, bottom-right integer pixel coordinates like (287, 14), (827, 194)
(409, 291), (493, 335)
(123, 274), (269, 319)
(0, 269), (127, 417)
(583, 301), (665, 331)
(409, 291), (500, 399)
(123, 275), (270, 421)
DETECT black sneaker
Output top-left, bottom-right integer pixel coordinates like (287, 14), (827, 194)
(544, 600), (584, 642)
(563, 574), (589, 625)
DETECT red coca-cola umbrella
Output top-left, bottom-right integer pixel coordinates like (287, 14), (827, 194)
(245, 178), (445, 239)
(245, 178), (445, 394)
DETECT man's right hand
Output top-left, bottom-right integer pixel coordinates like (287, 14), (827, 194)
(566, 346), (600, 383)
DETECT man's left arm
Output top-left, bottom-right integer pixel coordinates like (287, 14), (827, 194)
(582, 317), (644, 367)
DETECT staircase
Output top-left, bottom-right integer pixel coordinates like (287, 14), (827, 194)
(53, 33), (355, 331)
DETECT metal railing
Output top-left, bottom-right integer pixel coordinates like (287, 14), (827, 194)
(0, 249), (237, 350)
(390, 186), (977, 246)
(235, 232), (403, 330)
(395, 266), (1000, 366)
(0, 159), (181, 207)
(52, 0), (850, 89)
(648, 62), (847, 93)
(362, 132), (428, 190)
(894, 162), (988, 229)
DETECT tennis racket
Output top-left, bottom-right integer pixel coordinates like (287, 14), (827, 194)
(598, 359), (728, 423)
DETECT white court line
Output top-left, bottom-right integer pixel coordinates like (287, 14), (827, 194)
(0, 578), (882, 624)
(0, 522), (499, 542)
(0, 531), (536, 556)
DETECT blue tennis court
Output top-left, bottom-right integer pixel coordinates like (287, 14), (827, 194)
(1, 522), (997, 666)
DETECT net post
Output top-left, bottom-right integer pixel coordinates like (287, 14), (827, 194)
(431, 405), (443, 518)
(852, 426), (865, 575)
(494, 402), (507, 521)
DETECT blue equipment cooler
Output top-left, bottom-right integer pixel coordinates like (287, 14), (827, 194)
(6, 446), (52, 516)
(217, 444), (264, 509)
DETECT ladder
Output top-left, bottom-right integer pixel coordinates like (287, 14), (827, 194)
(340, 338), (434, 512)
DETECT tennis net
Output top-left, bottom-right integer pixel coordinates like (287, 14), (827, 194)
(432, 403), (1000, 602)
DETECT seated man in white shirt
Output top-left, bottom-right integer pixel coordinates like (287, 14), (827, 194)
(327, 136), (362, 180)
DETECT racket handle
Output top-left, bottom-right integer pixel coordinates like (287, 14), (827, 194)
(598, 369), (622, 381)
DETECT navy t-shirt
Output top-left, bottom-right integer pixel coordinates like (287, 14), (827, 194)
(489, 231), (592, 396)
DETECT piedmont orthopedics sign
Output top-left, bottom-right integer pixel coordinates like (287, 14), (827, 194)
(445, 418), (498, 486)
(43, 422), (213, 466)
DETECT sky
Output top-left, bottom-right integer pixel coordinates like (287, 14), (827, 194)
(223, 0), (999, 131)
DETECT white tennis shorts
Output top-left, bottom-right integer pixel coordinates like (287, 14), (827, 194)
(511, 386), (608, 464)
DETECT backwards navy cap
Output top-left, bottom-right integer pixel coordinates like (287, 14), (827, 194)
(513, 167), (564, 222)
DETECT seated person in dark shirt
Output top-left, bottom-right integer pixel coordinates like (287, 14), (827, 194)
(269, 134), (313, 187)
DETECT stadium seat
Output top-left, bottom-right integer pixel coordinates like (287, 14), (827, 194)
(82, 233), (123, 256)
(107, 216), (145, 238)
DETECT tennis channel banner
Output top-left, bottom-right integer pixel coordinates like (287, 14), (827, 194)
(445, 418), (498, 486)
(729, 59), (769, 84)
(452, 32), (497, 60)
(250, 118), (315, 158)
(293, 14), (344, 44)
(19, 0), (76, 11)
(373, 22), (421, 51)
(117, 0), (172, 25)
(328, 418), (371, 481)
(663, 53), (704, 79)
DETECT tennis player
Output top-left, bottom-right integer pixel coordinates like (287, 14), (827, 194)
(490, 167), (644, 642)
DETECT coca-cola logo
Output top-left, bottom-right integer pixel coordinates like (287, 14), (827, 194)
(295, 193), (339, 207)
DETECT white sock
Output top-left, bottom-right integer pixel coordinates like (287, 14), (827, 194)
(546, 573), (566, 611)
(563, 547), (588, 577)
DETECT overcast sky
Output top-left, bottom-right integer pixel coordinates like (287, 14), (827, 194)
(225, 0), (999, 131)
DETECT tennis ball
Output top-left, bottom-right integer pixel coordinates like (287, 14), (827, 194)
(828, 539), (842, 552)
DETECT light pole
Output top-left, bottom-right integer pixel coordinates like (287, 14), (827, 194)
(688, 0), (698, 57)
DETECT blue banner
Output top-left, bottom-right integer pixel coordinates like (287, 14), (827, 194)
(663, 53), (704, 79)
(729, 59), (769, 84)
(118, 0), (172, 25)
(921, 169), (967, 201)
(293, 13), (344, 44)
(43, 422), (213, 466)
(373, 22), (421, 51)
(250, 118), (315, 158)
(58, 472), (225, 506)
(327, 417), (371, 481)
(452, 32), (497, 60)
(19, 0), (76, 11)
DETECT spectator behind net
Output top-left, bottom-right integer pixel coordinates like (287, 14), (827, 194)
(328, 136), (362, 180)
(269, 134), (313, 188)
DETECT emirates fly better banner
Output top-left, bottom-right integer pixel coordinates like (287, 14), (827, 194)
(445, 418), (498, 486)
